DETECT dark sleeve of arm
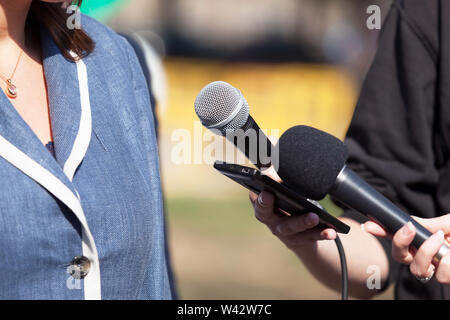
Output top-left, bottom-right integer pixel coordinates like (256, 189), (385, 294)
(339, 1), (439, 291)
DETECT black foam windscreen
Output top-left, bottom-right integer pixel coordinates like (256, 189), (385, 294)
(277, 125), (349, 200)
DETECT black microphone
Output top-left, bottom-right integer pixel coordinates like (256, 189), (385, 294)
(277, 125), (449, 260)
(194, 81), (275, 169)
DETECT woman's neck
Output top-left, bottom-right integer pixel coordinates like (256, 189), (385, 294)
(0, 1), (33, 50)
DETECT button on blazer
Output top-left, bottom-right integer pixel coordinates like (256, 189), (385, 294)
(0, 15), (171, 300)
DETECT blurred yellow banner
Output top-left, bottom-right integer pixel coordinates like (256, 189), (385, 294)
(159, 58), (358, 196)
(162, 58), (357, 140)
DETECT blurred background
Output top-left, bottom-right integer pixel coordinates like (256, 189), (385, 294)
(82, 0), (394, 299)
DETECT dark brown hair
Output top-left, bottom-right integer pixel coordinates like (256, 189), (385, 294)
(30, 0), (95, 61)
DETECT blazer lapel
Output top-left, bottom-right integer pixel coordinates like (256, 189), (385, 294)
(79, 44), (137, 150)
(41, 31), (100, 298)
(0, 27), (101, 299)
(0, 85), (77, 196)
(0, 28), (92, 191)
(0, 27), (95, 191)
(41, 29), (91, 181)
(0, 29), (102, 299)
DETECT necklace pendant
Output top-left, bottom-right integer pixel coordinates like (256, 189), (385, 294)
(6, 79), (17, 99)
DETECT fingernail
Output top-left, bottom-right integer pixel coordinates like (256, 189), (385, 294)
(402, 225), (411, 236)
(305, 213), (318, 226)
(435, 230), (444, 241)
(403, 222), (415, 235)
(258, 194), (266, 207)
(361, 223), (366, 233)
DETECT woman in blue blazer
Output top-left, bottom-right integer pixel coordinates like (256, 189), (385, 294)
(0, 1), (172, 299)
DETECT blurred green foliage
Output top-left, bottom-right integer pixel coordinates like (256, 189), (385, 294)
(80, 0), (126, 21)
(167, 195), (343, 239)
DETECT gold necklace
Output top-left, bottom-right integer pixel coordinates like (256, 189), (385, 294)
(0, 49), (24, 99)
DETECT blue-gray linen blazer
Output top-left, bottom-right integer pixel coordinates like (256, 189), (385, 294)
(0, 15), (171, 299)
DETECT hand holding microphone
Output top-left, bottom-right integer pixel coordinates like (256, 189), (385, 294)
(276, 125), (450, 262)
(194, 81), (339, 248)
(194, 80), (450, 288)
(194, 81), (450, 258)
(364, 214), (450, 284)
(276, 125), (450, 284)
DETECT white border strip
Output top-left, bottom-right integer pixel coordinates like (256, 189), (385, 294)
(64, 52), (100, 300)
(64, 53), (93, 182)
(0, 136), (101, 299)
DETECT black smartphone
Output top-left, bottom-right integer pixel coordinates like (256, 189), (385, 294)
(214, 161), (350, 234)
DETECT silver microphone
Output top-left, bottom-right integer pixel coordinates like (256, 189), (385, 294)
(194, 81), (275, 169)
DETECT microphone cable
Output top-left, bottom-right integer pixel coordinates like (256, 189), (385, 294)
(314, 201), (348, 300)
(334, 235), (348, 300)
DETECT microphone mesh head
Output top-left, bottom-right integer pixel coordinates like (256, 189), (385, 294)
(277, 126), (349, 200)
(194, 81), (250, 135)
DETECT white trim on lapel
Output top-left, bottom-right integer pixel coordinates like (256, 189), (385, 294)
(64, 52), (92, 182)
(68, 53), (101, 300)
(0, 52), (101, 300)
(0, 136), (101, 300)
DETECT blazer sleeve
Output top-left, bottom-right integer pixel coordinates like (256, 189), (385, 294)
(116, 36), (175, 299)
(339, 0), (439, 290)
(119, 36), (179, 299)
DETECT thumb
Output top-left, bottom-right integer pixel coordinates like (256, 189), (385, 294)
(413, 215), (450, 235)
(253, 192), (277, 225)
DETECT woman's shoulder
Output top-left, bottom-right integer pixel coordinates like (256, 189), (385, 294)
(78, 15), (156, 134)
(80, 14), (135, 65)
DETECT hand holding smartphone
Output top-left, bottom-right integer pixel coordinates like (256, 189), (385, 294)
(214, 161), (350, 234)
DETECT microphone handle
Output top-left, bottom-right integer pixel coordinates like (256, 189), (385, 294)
(331, 166), (449, 261)
(226, 115), (274, 169)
